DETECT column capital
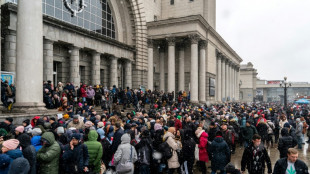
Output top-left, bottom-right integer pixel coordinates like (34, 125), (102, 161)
(109, 56), (118, 61)
(199, 40), (207, 49)
(68, 45), (80, 51)
(177, 41), (186, 49)
(147, 39), (154, 48)
(166, 37), (176, 46)
(91, 50), (100, 56)
(188, 34), (200, 44)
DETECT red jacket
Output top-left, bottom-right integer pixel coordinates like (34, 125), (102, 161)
(198, 131), (209, 162)
(174, 119), (182, 131)
(81, 86), (87, 98)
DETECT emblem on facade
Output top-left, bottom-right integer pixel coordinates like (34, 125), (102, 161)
(63, 0), (87, 17)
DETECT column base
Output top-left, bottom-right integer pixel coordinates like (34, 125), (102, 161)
(190, 100), (199, 104)
(199, 101), (206, 104)
(12, 102), (47, 114)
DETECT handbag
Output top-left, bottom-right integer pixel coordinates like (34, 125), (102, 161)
(116, 146), (133, 174)
(194, 144), (199, 161)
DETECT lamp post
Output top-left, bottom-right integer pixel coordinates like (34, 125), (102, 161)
(280, 77), (291, 111)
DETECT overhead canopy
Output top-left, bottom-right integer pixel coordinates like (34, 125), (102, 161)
(295, 98), (309, 104)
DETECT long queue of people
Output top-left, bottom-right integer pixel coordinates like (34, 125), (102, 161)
(0, 84), (309, 174)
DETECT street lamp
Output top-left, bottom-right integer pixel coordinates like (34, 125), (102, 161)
(280, 77), (291, 111)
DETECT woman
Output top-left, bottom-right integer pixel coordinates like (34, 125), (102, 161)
(195, 127), (209, 174)
(114, 133), (138, 174)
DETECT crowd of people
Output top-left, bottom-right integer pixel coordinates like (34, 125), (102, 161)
(0, 83), (309, 174)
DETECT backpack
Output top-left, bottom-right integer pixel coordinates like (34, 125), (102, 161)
(158, 137), (173, 159)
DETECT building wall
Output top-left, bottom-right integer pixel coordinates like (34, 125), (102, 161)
(240, 88), (254, 102)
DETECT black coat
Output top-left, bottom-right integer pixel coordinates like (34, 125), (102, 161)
(181, 129), (196, 161)
(18, 134), (36, 174)
(208, 126), (220, 142)
(241, 143), (272, 174)
(111, 128), (124, 154)
(62, 143), (89, 173)
(136, 136), (153, 165)
(273, 158), (308, 174)
(209, 137), (230, 171)
(278, 128), (295, 158)
(256, 122), (268, 140)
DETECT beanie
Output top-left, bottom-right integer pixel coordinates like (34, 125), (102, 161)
(31, 128), (42, 136)
(71, 133), (81, 140)
(5, 118), (13, 123)
(284, 122), (291, 128)
(56, 127), (65, 134)
(85, 121), (93, 128)
(63, 114), (69, 119)
(3, 139), (20, 150)
(15, 126), (24, 133)
(97, 122), (104, 128)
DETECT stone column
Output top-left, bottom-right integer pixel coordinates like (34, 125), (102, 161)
(166, 37), (175, 93)
(69, 46), (80, 86)
(178, 43), (185, 92)
(4, 30), (17, 73)
(15, 0), (45, 110)
(216, 52), (222, 102)
(147, 39), (154, 90)
(43, 39), (54, 82)
(189, 34), (200, 103)
(159, 48), (165, 92)
(110, 56), (118, 87)
(221, 57), (226, 102)
(91, 51), (100, 85)
(229, 63), (233, 101)
(225, 60), (229, 101)
(199, 40), (207, 103)
(124, 60), (132, 89)
(236, 67), (240, 101)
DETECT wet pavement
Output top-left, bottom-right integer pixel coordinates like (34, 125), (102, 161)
(201, 142), (310, 173)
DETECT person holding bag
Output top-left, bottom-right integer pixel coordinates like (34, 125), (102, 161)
(114, 133), (137, 174)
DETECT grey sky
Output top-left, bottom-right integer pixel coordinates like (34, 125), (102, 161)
(216, 0), (310, 82)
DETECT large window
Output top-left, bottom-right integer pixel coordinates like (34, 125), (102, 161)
(6, 0), (116, 39)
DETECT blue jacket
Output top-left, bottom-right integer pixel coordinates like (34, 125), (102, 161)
(209, 137), (230, 171)
(31, 136), (42, 152)
(0, 149), (23, 174)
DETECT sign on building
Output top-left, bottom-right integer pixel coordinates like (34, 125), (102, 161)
(1, 71), (15, 85)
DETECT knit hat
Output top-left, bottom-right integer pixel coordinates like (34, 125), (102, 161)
(3, 139), (19, 150)
(15, 126), (24, 133)
(78, 103), (82, 107)
(296, 118), (301, 123)
(8, 157), (30, 174)
(63, 114), (69, 119)
(85, 121), (93, 128)
(31, 128), (42, 136)
(71, 133), (81, 140)
(97, 122), (104, 128)
(284, 122), (291, 128)
(5, 118), (13, 123)
(154, 123), (162, 131)
(56, 127), (65, 134)
(225, 163), (237, 173)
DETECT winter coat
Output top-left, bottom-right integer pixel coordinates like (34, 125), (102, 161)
(18, 134), (36, 174)
(174, 119), (182, 131)
(81, 86), (87, 98)
(86, 88), (95, 99)
(209, 136), (230, 171)
(136, 136), (153, 165)
(31, 136), (42, 152)
(266, 121), (275, 135)
(296, 122), (303, 136)
(62, 143), (89, 173)
(163, 132), (180, 169)
(256, 122), (268, 140)
(8, 157), (30, 174)
(114, 134), (138, 174)
(0, 149), (23, 174)
(84, 130), (103, 173)
(273, 158), (309, 174)
(197, 130), (209, 162)
(241, 125), (257, 142)
(36, 132), (61, 174)
(181, 129), (196, 161)
(67, 120), (85, 130)
(241, 143), (272, 174)
(111, 128), (124, 154)
(278, 128), (295, 158)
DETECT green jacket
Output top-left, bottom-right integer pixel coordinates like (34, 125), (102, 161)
(84, 130), (103, 172)
(242, 125), (258, 142)
(36, 132), (61, 174)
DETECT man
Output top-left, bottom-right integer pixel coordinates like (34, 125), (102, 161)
(67, 115), (85, 130)
(111, 122), (124, 154)
(278, 127), (296, 159)
(273, 148), (308, 174)
(37, 132), (61, 174)
(208, 122), (220, 142)
(295, 118), (303, 149)
(62, 133), (89, 174)
(241, 134), (272, 174)
(4, 117), (16, 135)
(221, 123), (234, 153)
(241, 121), (257, 147)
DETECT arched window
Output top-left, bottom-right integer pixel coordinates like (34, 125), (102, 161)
(41, 0), (116, 39)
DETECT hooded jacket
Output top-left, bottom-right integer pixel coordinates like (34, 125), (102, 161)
(163, 132), (180, 169)
(84, 130), (103, 173)
(31, 135), (42, 152)
(209, 136), (230, 171)
(278, 128), (295, 158)
(114, 133), (138, 174)
(0, 149), (23, 174)
(8, 157), (30, 174)
(36, 132), (61, 174)
(18, 134), (36, 174)
(197, 130), (209, 162)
